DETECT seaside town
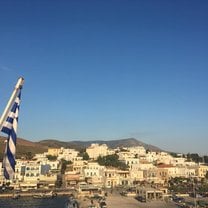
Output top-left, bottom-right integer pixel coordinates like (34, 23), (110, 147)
(1, 0), (208, 207)
(1, 143), (208, 207)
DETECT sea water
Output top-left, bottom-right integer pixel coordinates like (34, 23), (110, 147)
(0, 196), (69, 208)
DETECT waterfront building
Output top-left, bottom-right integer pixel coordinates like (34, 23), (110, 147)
(15, 161), (42, 190)
(64, 170), (84, 187)
(104, 168), (119, 188)
(77, 183), (103, 197)
(136, 186), (167, 200)
(83, 162), (105, 186)
(11, 159), (59, 190)
(14, 160), (25, 181)
(72, 158), (87, 173)
(143, 167), (159, 184)
(43, 160), (59, 170)
(129, 164), (144, 184)
(156, 164), (184, 183)
(117, 169), (130, 186)
(103, 167), (130, 187)
(38, 173), (57, 189)
(156, 165), (169, 184)
(24, 161), (41, 181)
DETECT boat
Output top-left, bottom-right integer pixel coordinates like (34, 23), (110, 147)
(65, 197), (79, 208)
(12, 193), (21, 200)
(33, 191), (57, 199)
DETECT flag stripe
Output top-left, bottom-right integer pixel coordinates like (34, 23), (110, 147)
(1, 90), (21, 180)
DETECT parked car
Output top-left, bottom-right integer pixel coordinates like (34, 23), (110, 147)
(120, 191), (127, 196)
(99, 201), (107, 208)
(172, 196), (185, 203)
(135, 196), (146, 202)
(90, 194), (103, 201)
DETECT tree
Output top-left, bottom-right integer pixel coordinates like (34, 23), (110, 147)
(82, 152), (89, 160)
(97, 154), (129, 170)
(78, 149), (89, 160)
(204, 156), (208, 164)
(205, 171), (208, 180)
(146, 149), (150, 154)
(168, 177), (191, 194)
(186, 153), (203, 163)
(25, 151), (33, 160)
(169, 152), (178, 158)
(55, 174), (62, 188)
(60, 159), (71, 174)
(46, 155), (57, 161)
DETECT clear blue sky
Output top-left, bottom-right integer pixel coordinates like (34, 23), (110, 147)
(0, 0), (208, 154)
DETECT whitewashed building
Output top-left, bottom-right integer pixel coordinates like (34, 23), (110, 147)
(57, 148), (79, 161)
(86, 144), (108, 159)
(83, 162), (105, 186)
(128, 146), (146, 156)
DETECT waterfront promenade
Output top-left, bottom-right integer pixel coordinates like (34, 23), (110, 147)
(105, 194), (179, 208)
(78, 192), (180, 208)
(0, 189), (202, 208)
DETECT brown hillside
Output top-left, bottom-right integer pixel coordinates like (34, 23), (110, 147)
(0, 136), (48, 160)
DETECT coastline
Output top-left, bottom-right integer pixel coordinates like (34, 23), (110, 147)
(0, 190), (72, 198)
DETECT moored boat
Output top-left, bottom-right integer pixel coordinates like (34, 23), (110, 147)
(65, 197), (79, 208)
(33, 191), (57, 199)
(12, 193), (21, 200)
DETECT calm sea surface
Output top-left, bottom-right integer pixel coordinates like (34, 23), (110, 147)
(0, 196), (69, 208)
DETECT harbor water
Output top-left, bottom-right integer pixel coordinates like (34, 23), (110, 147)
(0, 196), (69, 208)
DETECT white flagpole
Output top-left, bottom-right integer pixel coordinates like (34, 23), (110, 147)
(0, 77), (24, 130)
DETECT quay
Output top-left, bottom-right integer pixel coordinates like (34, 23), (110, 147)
(0, 190), (72, 198)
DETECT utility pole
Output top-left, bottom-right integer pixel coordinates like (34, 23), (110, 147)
(193, 178), (197, 208)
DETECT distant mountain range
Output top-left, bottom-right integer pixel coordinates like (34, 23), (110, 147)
(0, 137), (162, 159)
(38, 138), (162, 152)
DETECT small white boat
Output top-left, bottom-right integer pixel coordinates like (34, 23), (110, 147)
(65, 198), (79, 208)
(33, 191), (57, 199)
(12, 193), (21, 200)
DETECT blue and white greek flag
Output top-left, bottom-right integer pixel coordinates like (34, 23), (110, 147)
(1, 90), (21, 179)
